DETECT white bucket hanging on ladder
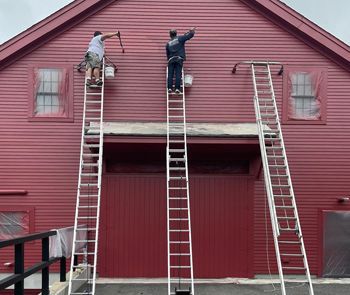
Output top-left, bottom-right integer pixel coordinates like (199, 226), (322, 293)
(105, 66), (115, 79)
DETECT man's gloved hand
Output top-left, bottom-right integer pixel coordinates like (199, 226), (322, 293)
(116, 30), (121, 38)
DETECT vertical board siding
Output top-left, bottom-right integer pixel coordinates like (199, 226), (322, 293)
(0, 0), (350, 275)
(99, 174), (252, 278)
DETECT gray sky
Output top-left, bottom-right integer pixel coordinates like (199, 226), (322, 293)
(0, 0), (349, 45)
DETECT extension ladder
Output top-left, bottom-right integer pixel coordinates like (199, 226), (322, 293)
(68, 60), (106, 295)
(166, 67), (195, 295)
(247, 61), (314, 295)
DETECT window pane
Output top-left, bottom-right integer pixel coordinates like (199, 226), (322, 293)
(52, 81), (58, 93)
(43, 70), (51, 82)
(51, 70), (59, 82)
(44, 95), (52, 106)
(52, 96), (59, 106)
(36, 95), (44, 106)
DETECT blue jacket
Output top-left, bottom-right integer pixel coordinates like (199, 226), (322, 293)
(166, 30), (195, 62)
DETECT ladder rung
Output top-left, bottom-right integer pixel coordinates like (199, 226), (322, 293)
(78, 206), (98, 208)
(266, 146), (283, 150)
(169, 108), (183, 110)
(270, 165), (286, 168)
(260, 114), (275, 117)
(282, 266), (306, 270)
(169, 149), (185, 152)
(77, 216), (98, 219)
(274, 194), (292, 198)
(170, 266), (191, 269)
(279, 227), (297, 231)
(83, 153), (100, 157)
(86, 92), (102, 96)
(169, 218), (189, 221)
(79, 195), (99, 197)
(169, 167), (186, 171)
(85, 117), (101, 120)
(168, 189), (187, 191)
(170, 253), (191, 256)
(272, 185), (290, 188)
(83, 144), (100, 148)
(169, 208), (188, 210)
(268, 155), (285, 159)
(279, 240), (301, 244)
(86, 109), (101, 112)
(277, 216), (296, 220)
(75, 240), (96, 243)
(170, 241), (190, 244)
(169, 158), (185, 161)
(76, 228), (96, 230)
(82, 163), (99, 167)
(169, 177), (187, 180)
(169, 140), (185, 143)
(81, 173), (99, 176)
(80, 183), (98, 186)
(275, 205), (294, 209)
(75, 252), (95, 255)
(270, 175), (288, 178)
(169, 229), (189, 232)
(280, 253), (303, 257)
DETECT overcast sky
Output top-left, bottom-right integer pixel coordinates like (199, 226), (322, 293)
(0, 0), (349, 45)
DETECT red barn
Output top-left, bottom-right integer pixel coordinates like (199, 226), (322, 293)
(0, 0), (350, 285)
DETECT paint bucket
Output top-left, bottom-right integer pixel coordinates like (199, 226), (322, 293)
(105, 66), (115, 79)
(184, 74), (193, 87)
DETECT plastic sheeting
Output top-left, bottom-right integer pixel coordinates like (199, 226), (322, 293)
(323, 211), (350, 278)
(287, 70), (325, 120)
(33, 68), (69, 117)
(0, 212), (29, 240)
(49, 226), (87, 258)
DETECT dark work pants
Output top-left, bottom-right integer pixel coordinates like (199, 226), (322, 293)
(167, 61), (183, 90)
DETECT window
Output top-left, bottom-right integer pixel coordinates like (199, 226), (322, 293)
(283, 67), (327, 124)
(322, 211), (350, 277)
(0, 208), (34, 240)
(28, 66), (73, 121)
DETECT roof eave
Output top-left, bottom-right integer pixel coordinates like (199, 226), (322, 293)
(239, 0), (350, 72)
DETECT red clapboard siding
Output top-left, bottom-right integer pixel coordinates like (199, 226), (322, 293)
(99, 174), (253, 278)
(0, 0), (349, 277)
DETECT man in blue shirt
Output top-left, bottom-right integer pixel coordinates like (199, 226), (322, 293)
(166, 28), (195, 94)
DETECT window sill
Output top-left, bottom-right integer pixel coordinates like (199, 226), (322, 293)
(28, 116), (74, 123)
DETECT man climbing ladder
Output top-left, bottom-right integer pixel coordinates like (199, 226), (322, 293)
(166, 27), (195, 94)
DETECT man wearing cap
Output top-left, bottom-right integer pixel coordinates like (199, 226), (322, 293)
(166, 28), (196, 94)
(85, 31), (120, 87)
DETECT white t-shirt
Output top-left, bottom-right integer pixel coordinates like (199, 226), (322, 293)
(87, 35), (104, 60)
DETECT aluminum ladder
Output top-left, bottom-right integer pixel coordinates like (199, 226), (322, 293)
(244, 61), (314, 295)
(166, 67), (195, 295)
(68, 59), (106, 295)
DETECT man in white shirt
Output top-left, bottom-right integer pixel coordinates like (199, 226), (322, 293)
(85, 31), (120, 86)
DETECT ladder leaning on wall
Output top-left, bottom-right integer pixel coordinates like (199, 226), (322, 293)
(233, 61), (314, 295)
(68, 59), (106, 295)
(166, 66), (195, 295)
